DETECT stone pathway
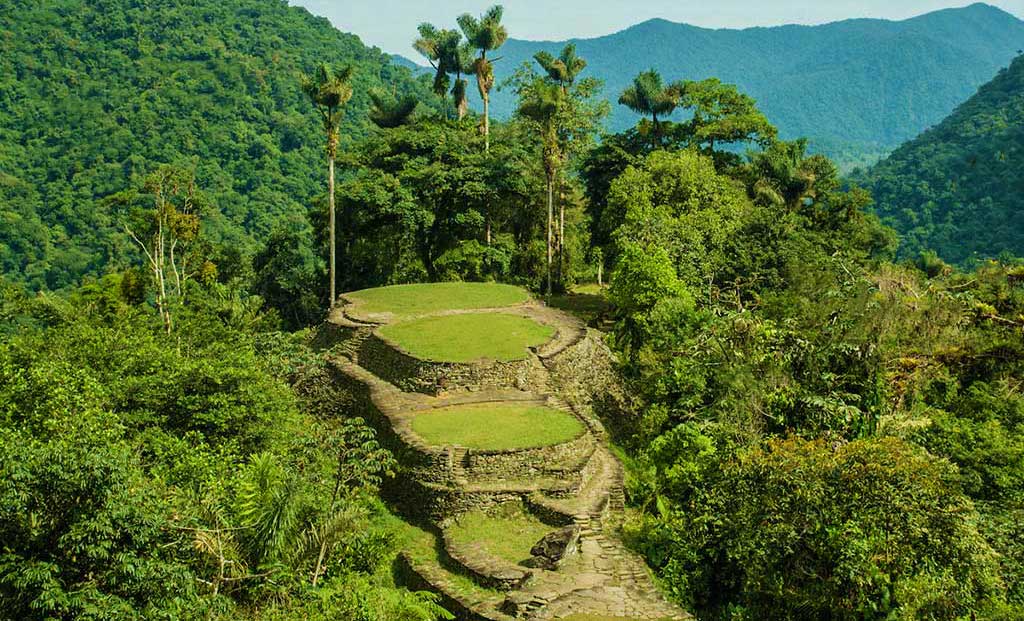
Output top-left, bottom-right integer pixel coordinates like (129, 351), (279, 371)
(328, 297), (690, 621)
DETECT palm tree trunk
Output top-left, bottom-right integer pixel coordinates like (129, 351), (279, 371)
(484, 93), (491, 246)
(558, 180), (565, 289)
(546, 173), (553, 296)
(328, 155), (336, 307)
(483, 94), (490, 151)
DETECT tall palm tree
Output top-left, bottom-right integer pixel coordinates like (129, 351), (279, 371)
(518, 80), (564, 296)
(301, 63), (354, 307)
(413, 24), (461, 119)
(618, 69), (682, 145)
(534, 43), (586, 94)
(534, 44), (587, 285)
(458, 5), (508, 150)
(368, 88), (418, 129)
(459, 6), (508, 246)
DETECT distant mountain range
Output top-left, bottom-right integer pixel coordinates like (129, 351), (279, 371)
(397, 3), (1024, 169)
(858, 54), (1024, 265)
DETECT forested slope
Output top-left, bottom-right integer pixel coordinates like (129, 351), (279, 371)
(457, 2), (1024, 168)
(0, 0), (430, 290)
(859, 54), (1024, 265)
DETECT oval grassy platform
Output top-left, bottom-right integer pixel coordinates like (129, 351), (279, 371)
(344, 282), (529, 318)
(377, 313), (555, 363)
(446, 502), (554, 566)
(411, 402), (584, 450)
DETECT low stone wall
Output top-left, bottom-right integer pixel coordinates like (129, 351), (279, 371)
(441, 529), (533, 591)
(394, 553), (502, 621)
(462, 430), (593, 481)
(524, 493), (576, 526)
(358, 333), (550, 395)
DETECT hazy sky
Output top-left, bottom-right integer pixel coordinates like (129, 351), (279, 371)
(290, 1), (1024, 62)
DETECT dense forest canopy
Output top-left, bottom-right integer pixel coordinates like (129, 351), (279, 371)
(0, 0), (433, 291)
(1, 1), (1023, 620)
(858, 53), (1024, 266)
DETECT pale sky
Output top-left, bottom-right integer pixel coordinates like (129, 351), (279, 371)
(290, 1), (1024, 62)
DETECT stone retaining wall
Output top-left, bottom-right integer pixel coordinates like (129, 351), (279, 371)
(441, 529), (533, 591)
(524, 494), (576, 526)
(358, 332), (549, 395)
(462, 431), (593, 480)
(394, 553), (501, 621)
(333, 361), (607, 520)
(543, 329), (640, 441)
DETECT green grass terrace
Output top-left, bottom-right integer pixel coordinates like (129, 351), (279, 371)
(446, 502), (554, 566)
(343, 282), (530, 319)
(410, 402), (584, 450)
(377, 313), (554, 363)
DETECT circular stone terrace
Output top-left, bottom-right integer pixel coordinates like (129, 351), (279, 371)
(330, 282), (690, 621)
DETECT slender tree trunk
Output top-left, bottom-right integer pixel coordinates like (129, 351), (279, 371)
(483, 95), (490, 151)
(558, 180), (565, 289)
(328, 155), (336, 307)
(312, 540), (328, 587)
(484, 92), (491, 246)
(546, 173), (553, 296)
(156, 219), (172, 334)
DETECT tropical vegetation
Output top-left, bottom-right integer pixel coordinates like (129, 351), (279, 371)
(1, 0), (1023, 619)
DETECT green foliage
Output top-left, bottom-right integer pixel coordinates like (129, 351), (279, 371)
(630, 433), (1006, 620)
(607, 150), (751, 292)
(0, 0), (432, 290)
(587, 109), (1022, 617)
(0, 410), (199, 619)
(333, 119), (544, 286)
(859, 55), (1024, 265)
(676, 78), (777, 160)
(252, 223), (326, 330)
(0, 279), (447, 620)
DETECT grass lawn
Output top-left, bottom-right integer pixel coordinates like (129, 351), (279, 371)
(344, 282), (529, 317)
(447, 503), (553, 566)
(378, 313), (554, 362)
(411, 402), (583, 450)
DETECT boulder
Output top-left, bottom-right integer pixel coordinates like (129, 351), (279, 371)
(528, 526), (580, 570)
